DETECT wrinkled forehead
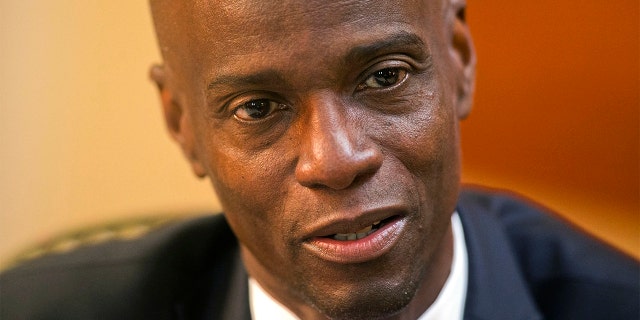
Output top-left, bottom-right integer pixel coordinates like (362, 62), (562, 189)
(151, 0), (445, 22)
(150, 0), (452, 90)
(151, 0), (447, 54)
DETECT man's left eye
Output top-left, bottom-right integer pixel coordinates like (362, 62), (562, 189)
(359, 67), (407, 90)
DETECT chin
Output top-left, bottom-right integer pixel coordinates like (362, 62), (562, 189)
(301, 269), (422, 320)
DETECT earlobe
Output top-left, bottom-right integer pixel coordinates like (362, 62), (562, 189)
(149, 64), (207, 178)
(449, 5), (476, 120)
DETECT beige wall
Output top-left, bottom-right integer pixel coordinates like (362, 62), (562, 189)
(2, 1), (638, 264)
(0, 1), (219, 263)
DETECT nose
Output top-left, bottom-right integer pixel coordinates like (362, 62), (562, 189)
(295, 93), (383, 190)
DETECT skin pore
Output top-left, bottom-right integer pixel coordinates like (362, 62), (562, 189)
(150, 0), (475, 319)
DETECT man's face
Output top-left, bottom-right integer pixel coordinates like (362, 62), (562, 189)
(152, 0), (473, 318)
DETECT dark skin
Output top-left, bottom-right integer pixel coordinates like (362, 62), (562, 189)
(150, 0), (475, 319)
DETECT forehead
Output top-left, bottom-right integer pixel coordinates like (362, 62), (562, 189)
(198, 0), (427, 30)
(154, 0), (446, 84)
(220, 1), (437, 37)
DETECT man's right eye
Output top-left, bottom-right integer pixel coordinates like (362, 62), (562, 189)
(233, 99), (286, 121)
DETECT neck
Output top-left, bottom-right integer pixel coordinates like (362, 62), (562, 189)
(399, 223), (453, 320)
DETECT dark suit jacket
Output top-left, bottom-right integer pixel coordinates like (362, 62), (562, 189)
(1, 190), (638, 319)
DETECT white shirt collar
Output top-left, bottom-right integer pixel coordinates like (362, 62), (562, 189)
(418, 212), (468, 320)
(249, 276), (299, 320)
(249, 212), (469, 320)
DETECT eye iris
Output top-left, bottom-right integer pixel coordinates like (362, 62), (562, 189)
(244, 99), (271, 119)
(373, 68), (400, 86)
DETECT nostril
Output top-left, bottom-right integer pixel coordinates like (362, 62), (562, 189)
(295, 146), (383, 190)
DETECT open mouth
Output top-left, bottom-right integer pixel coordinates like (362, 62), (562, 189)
(305, 213), (407, 264)
(322, 216), (398, 241)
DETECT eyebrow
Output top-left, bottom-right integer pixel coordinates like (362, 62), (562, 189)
(344, 31), (428, 65)
(207, 69), (287, 91)
(206, 31), (428, 91)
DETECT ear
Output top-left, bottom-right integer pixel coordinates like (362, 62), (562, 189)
(150, 64), (207, 178)
(448, 1), (476, 119)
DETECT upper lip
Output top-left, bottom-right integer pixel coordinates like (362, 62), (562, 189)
(303, 205), (406, 239)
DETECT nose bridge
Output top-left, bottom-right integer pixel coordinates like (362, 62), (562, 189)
(295, 92), (382, 189)
(309, 95), (353, 161)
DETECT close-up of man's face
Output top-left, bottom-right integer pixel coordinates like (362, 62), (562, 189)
(2, 1), (639, 319)
(151, 0), (475, 318)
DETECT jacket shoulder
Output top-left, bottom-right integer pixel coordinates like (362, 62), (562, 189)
(458, 188), (639, 319)
(0, 214), (241, 319)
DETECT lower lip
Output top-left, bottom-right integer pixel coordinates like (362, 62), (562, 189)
(303, 217), (406, 264)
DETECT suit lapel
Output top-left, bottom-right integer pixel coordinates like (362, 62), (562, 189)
(457, 198), (543, 320)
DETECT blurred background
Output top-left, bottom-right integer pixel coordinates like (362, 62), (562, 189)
(1, 0), (638, 264)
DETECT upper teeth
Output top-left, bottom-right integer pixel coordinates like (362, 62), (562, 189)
(333, 221), (382, 241)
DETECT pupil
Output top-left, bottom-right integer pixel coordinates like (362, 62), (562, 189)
(374, 68), (399, 86)
(245, 99), (270, 118)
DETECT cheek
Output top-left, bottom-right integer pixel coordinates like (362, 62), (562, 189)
(376, 87), (461, 213)
(199, 135), (295, 250)
(209, 147), (292, 208)
(381, 93), (458, 171)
